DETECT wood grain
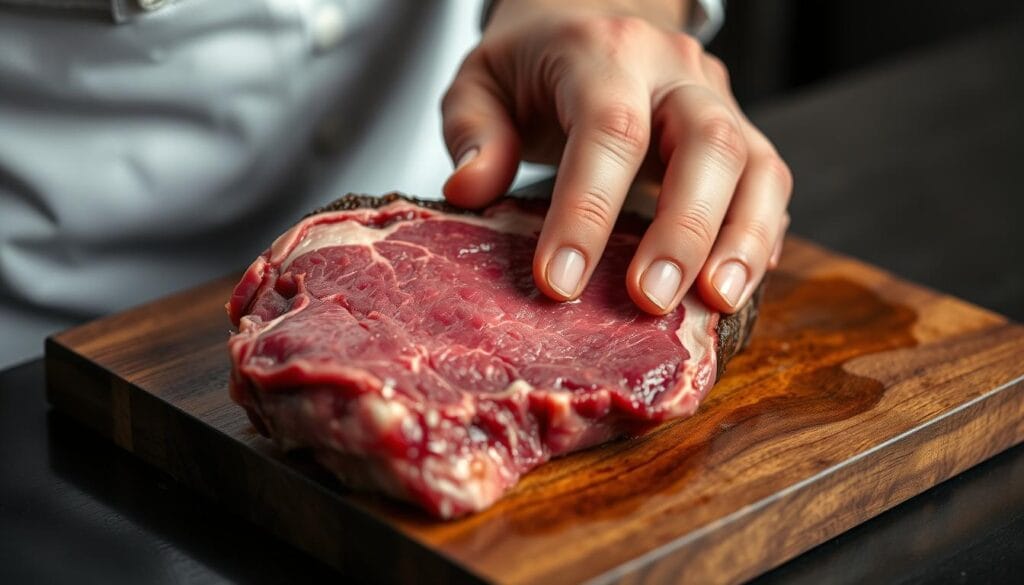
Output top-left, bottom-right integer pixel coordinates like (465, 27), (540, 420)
(45, 237), (1024, 584)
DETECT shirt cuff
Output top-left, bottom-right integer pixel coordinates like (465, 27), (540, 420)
(688, 0), (725, 44)
(481, 1), (726, 43)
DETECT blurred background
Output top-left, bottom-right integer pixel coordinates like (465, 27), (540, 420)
(709, 0), (1023, 105)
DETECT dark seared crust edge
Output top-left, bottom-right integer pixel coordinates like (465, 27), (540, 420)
(714, 281), (763, 381)
(306, 192), (471, 217)
(309, 192), (762, 380)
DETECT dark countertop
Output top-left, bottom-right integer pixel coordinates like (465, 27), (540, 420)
(751, 16), (1024, 584)
(2, 17), (1023, 585)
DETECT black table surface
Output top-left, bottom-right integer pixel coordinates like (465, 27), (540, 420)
(2, 17), (1023, 585)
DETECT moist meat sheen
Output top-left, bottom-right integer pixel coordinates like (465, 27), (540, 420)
(227, 194), (758, 519)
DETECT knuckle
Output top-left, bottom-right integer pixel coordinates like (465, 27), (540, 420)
(670, 33), (704, 67)
(698, 115), (747, 171)
(440, 81), (477, 120)
(763, 155), (794, 195)
(601, 15), (652, 42)
(669, 201), (716, 251)
(704, 54), (730, 87)
(441, 52), (484, 111)
(568, 187), (617, 232)
(560, 15), (652, 56)
(538, 50), (572, 89)
(440, 84), (461, 114)
(442, 112), (478, 145)
(672, 32), (701, 56)
(590, 103), (649, 164)
(559, 17), (606, 47)
(740, 219), (775, 252)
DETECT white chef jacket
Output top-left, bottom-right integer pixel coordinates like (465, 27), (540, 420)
(0, 0), (723, 368)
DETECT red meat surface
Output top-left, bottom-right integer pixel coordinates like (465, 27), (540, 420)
(227, 196), (730, 518)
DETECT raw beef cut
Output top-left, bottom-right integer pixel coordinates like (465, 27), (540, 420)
(227, 193), (760, 519)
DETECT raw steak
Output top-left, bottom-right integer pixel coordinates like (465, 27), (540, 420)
(227, 193), (760, 519)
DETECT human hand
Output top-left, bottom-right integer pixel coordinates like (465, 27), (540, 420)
(442, 0), (792, 314)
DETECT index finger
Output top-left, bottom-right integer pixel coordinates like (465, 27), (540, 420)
(534, 78), (652, 301)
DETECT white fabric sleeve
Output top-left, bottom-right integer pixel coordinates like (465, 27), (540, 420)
(0, 0), (183, 23)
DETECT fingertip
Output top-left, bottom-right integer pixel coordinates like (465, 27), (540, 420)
(531, 259), (558, 302)
(532, 258), (568, 303)
(627, 257), (684, 316)
(695, 271), (735, 314)
(697, 259), (755, 314)
(627, 283), (676, 316)
(443, 144), (519, 209)
(534, 245), (586, 302)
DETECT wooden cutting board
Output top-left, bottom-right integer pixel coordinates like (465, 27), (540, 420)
(45, 237), (1024, 585)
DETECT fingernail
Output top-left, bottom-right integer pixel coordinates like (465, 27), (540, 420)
(713, 261), (748, 308)
(455, 147), (479, 170)
(641, 260), (682, 310)
(547, 247), (585, 298)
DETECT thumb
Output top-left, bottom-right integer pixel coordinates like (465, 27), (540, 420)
(441, 60), (520, 208)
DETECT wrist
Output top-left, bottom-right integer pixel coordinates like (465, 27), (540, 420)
(485, 0), (691, 34)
